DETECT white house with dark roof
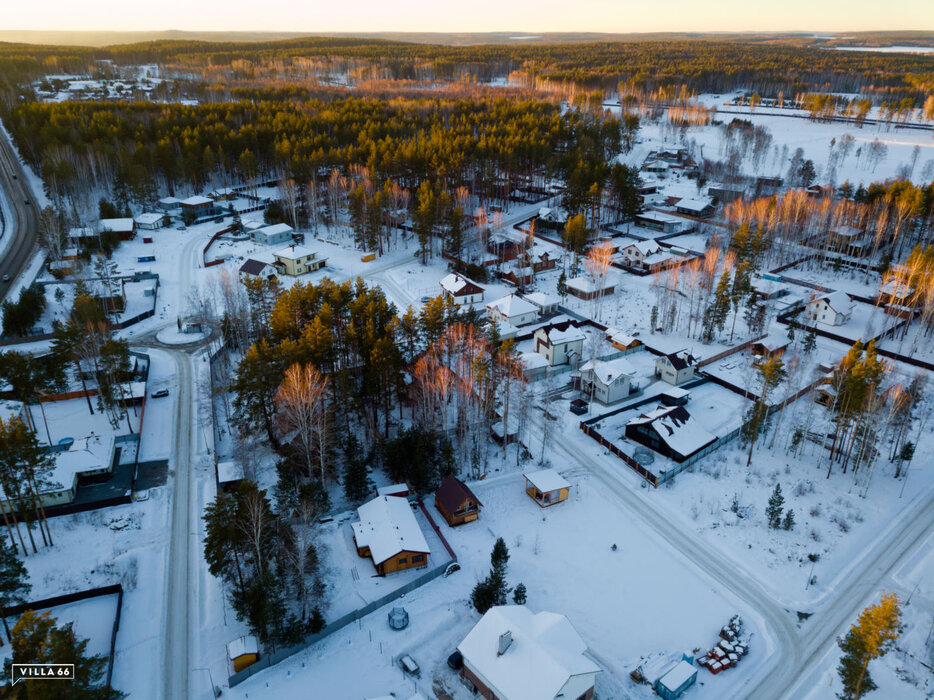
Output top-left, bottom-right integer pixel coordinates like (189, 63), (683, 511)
(625, 405), (716, 463)
(580, 356), (638, 405)
(239, 255), (278, 283)
(486, 294), (539, 327)
(533, 322), (585, 366)
(440, 273), (484, 306)
(621, 239), (661, 268)
(805, 291), (854, 326)
(457, 605), (600, 700)
(655, 351), (697, 386)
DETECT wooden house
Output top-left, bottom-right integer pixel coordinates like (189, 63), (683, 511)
(523, 469), (570, 507)
(434, 475), (482, 527)
(351, 495), (430, 576)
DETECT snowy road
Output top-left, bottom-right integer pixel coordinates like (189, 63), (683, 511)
(537, 409), (934, 699)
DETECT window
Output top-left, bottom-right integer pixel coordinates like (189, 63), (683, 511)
(398, 557), (407, 564)
(412, 555), (424, 563)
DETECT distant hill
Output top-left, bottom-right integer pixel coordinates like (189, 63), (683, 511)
(1, 29), (930, 50)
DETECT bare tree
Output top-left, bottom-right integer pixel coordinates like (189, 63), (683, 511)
(275, 363), (330, 484)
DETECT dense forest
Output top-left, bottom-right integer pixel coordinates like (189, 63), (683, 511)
(2, 36), (934, 101)
(4, 95), (620, 209)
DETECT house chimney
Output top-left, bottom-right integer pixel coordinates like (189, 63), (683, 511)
(497, 630), (513, 656)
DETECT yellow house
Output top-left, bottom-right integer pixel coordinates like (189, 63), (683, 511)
(273, 244), (328, 276)
(227, 635), (259, 672)
(523, 469), (570, 508)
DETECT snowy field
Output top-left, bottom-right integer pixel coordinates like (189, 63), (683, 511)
(229, 471), (773, 700)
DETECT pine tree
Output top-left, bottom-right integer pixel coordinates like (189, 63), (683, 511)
(766, 484), (784, 529)
(513, 583), (527, 605)
(4, 610), (125, 699)
(802, 325), (817, 353)
(342, 434), (371, 502)
(782, 509), (795, 531)
(0, 538), (29, 644)
(837, 592), (902, 700)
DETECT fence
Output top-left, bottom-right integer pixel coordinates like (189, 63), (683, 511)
(228, 554), (455, 688)
(2, 583), (123, 688)
(579, 421), (658, 486)
(203, 226), (233, 267)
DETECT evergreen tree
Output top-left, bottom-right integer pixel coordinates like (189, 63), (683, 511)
(4, 610), (125, 699)
(836, 592), (902, 700)
(782, 509), (795, 531)
(0, 538), (29, 643)
(512, 583), (527, 605)
(341, 434), (371, 502)
(766, 484), (784, 529)
(802, 325), (818, 353)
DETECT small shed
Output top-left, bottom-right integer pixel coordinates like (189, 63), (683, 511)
(216, 460), (244, 491)
(656, 660), (697, 700)
(523, 469), (570, 508)
(434, 475), (482, 527)
(227, 635), (259, 672)
(377, 483), (409, 498)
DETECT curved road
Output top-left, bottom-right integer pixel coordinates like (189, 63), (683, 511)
(0, 123), (40, 302)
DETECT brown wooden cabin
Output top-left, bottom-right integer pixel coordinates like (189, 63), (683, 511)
(435, 475), (482, 527)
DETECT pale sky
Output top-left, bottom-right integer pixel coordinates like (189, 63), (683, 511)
(5, 0), (933, 34)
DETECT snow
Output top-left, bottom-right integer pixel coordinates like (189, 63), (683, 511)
(580, 356), (638, 385)
(522, 468), (570, 493)
(351, 496), (431, 565)
(456, 606), (600, 700)
(486, 293), (538, 318)
(627, 405), (717, 457)
(659, 659), (698, 692)
(227, 635), (259, 660)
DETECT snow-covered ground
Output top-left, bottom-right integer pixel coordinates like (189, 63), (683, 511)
(229, 471), (774, 700)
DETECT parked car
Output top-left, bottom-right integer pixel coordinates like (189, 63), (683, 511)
(447, 650), (463, 671)
(569, 399), (588, 416)
(1, 274), (9, 283)
(420, 296), (431, 303)
(399, 654), (420, 678)
(150, 389), (170, 398)
(444, 562), (461, 577)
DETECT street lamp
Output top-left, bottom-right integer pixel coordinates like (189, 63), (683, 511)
(192, 667), (220, 698)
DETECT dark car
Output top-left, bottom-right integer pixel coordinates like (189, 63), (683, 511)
(23, 199), (30, 206)
(150, 389), (170, 398)
(447, 650), (463, 671)
(569, 398), (588, 416)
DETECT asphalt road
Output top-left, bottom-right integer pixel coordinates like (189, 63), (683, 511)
(0, 125), (40, 303)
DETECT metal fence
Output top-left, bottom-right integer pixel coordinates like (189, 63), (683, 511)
(228, 556), (454, 688)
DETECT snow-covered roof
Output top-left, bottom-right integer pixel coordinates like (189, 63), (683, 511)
(522, 292), (559, 309)
(158, 196), (181, 205)
(605, 328), (639, 347)
(275, 244), (318, 260)
(243, 219), (266, 231)
(99, 217), (134, 231)
(457, 606), (599, 700)
(812, 290), (853, 316)
(217, 460), (244, 484)
(524, 469), (570, 493)
(637, 211), (682, 224)
(661, 386), (690, 399)
(3, 435), (116, 501)
(351, 496), (430, 565)
(627, 240), (661, 256)
(487, 294), (538, 319)
(566, 276), (614, 294)
(658, 660), (697, 692)
(377, 483), (408, 497)
(521, 352), (550, 370)
(181, 195), (213, 206)
(643, 252), (673, 267)
(134, 212), (163, 225)
(440, 273), (483, 296)
(227, 635), (259, 660)
(675, 197), (713, 213)
(537, 323), (586, 347)
(257, 223), (293, 236)
(580, 357), (637, 386)
(627, 405), (715, 457)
